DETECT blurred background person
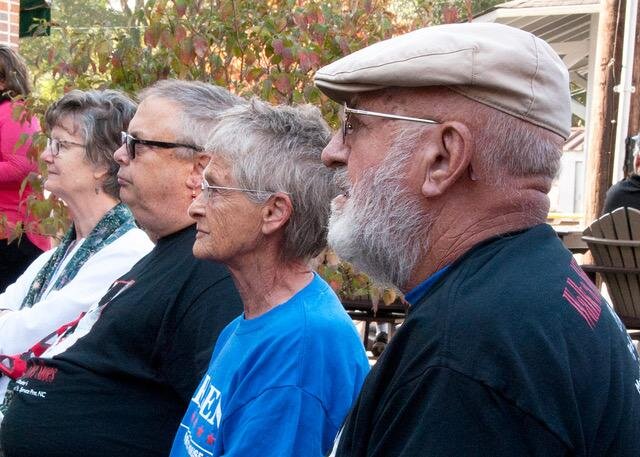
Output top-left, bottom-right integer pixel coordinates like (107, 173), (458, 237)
(0, 45), (50, 291)
(603, 133), (640, 214)
(0, 89), (153, 415)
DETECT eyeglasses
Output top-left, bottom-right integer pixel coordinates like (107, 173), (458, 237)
(46, 137), (86, 157)
(342, 102), (440, 144)
(200, 177), (287, 201)
(121, 131), (202, 160)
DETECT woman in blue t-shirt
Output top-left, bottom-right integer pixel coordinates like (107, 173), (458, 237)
(171, 99), (370, 457)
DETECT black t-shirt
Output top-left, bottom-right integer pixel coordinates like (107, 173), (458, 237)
(603, 174), (640, 214)
(0, 225), (243, 457)
(333, 224), (640, 457)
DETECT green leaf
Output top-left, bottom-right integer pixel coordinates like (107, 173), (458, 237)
(13, 133), (29, 152)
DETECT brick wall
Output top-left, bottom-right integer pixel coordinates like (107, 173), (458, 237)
(0, 0), (20, 48)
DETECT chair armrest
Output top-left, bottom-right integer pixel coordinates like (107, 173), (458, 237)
(581, 236), (640, 247)
(581, 264), (640, 275)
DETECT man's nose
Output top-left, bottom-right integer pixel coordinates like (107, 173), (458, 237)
(321, 132), (348, 169)
(113, 144), (129, 165)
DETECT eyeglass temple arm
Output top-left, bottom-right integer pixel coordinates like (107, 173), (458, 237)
(344, 104), (439, 125)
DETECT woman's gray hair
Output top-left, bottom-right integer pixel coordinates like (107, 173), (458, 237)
(45, 89), (136, 199)
(207, 99), (335, 262)
(138, 79), (246, 159)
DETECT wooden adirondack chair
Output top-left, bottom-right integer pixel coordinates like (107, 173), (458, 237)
(582, 207), (640, 333)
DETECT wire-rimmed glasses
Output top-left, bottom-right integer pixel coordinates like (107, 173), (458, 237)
(342, 102), (440, 144)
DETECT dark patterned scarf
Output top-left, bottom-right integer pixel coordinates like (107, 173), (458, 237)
(20, 203), (137, 309)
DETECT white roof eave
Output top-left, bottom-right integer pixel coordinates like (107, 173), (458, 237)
(475, 3), (600, 23)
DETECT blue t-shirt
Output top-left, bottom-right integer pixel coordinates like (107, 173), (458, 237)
(170, 273), (370, 457)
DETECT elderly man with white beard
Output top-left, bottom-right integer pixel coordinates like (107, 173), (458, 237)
(316, 23), (640, 457)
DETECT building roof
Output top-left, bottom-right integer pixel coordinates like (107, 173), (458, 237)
(491, 0), (598, 8)
(475, 0), (601, 122)
(475, 0), (599, 46)
(477, 0), (599, 17)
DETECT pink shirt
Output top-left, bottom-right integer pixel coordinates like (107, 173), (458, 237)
(0, 100), (50, 251)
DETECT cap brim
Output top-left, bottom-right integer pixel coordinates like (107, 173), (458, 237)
(314, 79), (388, 104)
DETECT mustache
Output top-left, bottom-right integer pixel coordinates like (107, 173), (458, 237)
(332, 168), (351, 196)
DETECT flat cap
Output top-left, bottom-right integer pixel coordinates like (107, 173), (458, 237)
(315, 22), (571, 139)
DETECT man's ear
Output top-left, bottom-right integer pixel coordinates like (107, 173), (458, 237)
(419, 121), (473, 197)
(186, 153), (211, 189)
(260, 193), (293, 236)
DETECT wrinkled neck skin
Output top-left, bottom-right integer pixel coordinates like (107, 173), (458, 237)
(403, 175), (551, 292)
(228, 247), (313, 320)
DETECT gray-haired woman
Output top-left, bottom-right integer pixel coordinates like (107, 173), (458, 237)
(0, 90), (153, 415)
(172, 99), (369, 457)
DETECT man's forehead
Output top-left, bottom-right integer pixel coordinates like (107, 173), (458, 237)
(348, 90), (383, 108)
(138, 94), (178, 109)
(129, 96), (181, 138)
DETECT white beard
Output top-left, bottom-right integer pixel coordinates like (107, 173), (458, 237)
(327, 148), (431, 289)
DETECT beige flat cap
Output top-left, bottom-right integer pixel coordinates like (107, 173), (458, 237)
(315, 22), (571, 139)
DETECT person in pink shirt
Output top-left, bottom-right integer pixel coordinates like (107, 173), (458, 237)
(0, 45), (50, 291)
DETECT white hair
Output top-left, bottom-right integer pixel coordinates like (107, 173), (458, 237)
(434, 89), (563, 187)
(138, 79), (246, 159)
(206, 98), (334, 262)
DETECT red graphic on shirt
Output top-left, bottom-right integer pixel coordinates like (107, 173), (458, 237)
(24, 362), (58, 383)
(206, 434), (215, 445)
(197, 426), (204, 437)
(563, 259), (602, 329)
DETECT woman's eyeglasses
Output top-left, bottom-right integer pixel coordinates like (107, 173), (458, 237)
(199, 178), (280, 200)
(46, 137), (86, 157)
(199, 177), (291, 201)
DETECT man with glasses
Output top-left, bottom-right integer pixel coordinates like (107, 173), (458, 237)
(316, 23), (640, 456)
(0, 80), (244, 457)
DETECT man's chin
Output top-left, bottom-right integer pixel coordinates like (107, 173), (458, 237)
(329, 222), (371, 276)
(118, 188), (134, 206)
(328, 219), (399, 288)
(327, 216), (351, 257)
